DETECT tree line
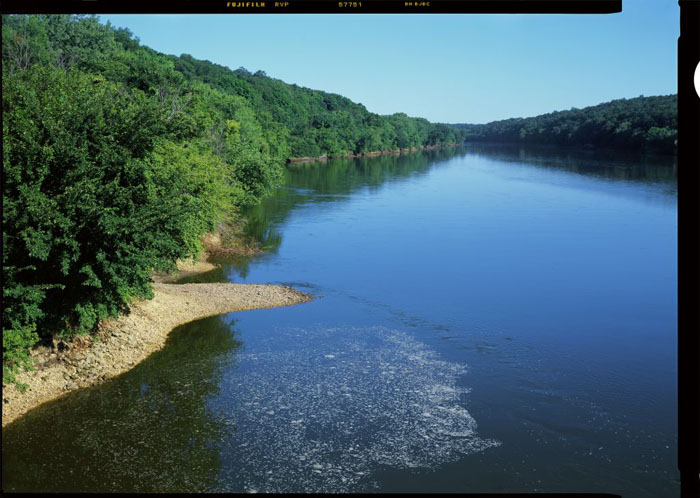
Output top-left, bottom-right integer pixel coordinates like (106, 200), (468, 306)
(1, 14), (465, 384)
(453, 95), (677, 154)
(170, 55), (464, 157)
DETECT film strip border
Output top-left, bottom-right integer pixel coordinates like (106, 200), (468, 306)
(678, 1), (700, 497)
(2, 0), (622, 15)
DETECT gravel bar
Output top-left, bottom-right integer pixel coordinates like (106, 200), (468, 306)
(2, 281), (311, 427)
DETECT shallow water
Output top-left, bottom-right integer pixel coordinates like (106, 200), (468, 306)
(2, 145), (678, 495)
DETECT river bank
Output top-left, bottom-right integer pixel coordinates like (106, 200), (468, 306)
(2, 258), (311, 427)
(287, 143), (461, 164)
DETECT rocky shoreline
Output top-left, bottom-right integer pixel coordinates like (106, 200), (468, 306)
(2, 260), (311, 427)
(287, 143), (461, 164)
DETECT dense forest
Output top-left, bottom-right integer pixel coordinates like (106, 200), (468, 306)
(171, 55), (464, 158)
(454, 95), (677, 154)
(1, 14), (465, 384)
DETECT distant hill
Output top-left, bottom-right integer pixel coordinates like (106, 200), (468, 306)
(453, 95), (677, 154)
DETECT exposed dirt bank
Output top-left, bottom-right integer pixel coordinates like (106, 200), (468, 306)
(153, 224), (262, 284)
(2, 277), (311, 427)
(200, 220), (263, 258)
(152, 257), (220, 283)
(287, 143), (461, 164)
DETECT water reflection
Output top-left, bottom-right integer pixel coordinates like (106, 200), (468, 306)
(174, 150), (462, 284)
(465, 143), (677, 184)
(244, 150), (453, 247)
(178, 145), (675, 286)
(2, 315), (241, 492)
(2, 144), (678, 495)
(237, 145), (676, 277)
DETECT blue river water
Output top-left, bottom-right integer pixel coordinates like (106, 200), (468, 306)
(2, 145), (678, 495)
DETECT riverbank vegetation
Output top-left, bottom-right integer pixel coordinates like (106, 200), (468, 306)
(2, 14), (465, 385)
(454, 95), (677, 154)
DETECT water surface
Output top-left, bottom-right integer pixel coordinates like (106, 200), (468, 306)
(2, 145), (678, 495)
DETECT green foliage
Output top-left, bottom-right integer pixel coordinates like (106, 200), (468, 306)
(1, 62), (231, 383)
(146, 139), (237, 256)
(2, 325), (38, 388)
(2, 262), (51, 386)
(169, 54), (465, 158)
(2, 14), (462, 384)
(4, 65), (163, 338)
(455, 95), (677, 154)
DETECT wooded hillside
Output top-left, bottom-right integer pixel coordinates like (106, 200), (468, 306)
(454, 95), (677, 154)
(2, 14), (464, 384)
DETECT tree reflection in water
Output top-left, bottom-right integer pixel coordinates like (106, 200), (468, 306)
(2, 314), (242, 493)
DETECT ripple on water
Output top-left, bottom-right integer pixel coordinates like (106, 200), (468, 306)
(210, 325), (500, 492)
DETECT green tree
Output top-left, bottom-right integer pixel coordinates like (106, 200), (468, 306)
(456, 95), (677, 154)
(2, 65), (228, 381)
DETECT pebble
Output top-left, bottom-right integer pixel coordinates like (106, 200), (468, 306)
(3, 279), (310, 427)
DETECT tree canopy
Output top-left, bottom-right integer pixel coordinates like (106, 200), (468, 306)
(454, 95), (677, 154)
(2, 14), (464, 384)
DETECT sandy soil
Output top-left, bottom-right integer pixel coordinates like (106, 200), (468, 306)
(2, 266), (311, 427)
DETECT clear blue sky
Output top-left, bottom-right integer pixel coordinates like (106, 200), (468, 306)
(100, 1), (678, 124)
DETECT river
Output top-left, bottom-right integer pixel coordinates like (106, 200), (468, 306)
(2, 145), (678, 495)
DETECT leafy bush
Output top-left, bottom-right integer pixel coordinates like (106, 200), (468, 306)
(1, 65), (232, 382)
(1, 14), (464, 384)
